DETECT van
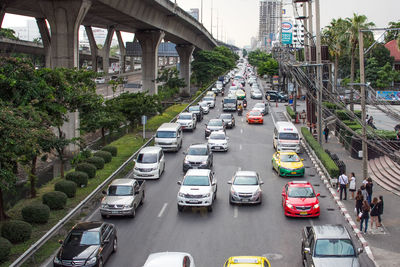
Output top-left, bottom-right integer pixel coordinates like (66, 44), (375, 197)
(273, 121), (301, 153)
(133, 146), (165, 179)
(155, 123), (183, 152)
(222, 96), (237, 111)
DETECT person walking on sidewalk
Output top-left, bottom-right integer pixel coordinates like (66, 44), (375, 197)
(377, 195), (384, 227)
(366, 178), (373, 204)
(355, 189), (364, 215)
(349, 172), (356, 199)
(323, 125), (330, 143)
(338, 172), (349, 200)
(370, 197), (380, 230)
(360, 200), (370, 234)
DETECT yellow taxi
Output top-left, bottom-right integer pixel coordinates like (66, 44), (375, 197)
(271, 151), (305, 177)
(224, 256), (271, 267)
(235, 89), (246, 100)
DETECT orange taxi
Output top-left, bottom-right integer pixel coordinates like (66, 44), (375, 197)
(246, 110), (263, 124)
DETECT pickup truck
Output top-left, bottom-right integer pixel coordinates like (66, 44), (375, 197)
(100, 178), (145, 218)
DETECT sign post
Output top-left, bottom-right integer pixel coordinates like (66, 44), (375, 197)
(141, 115), (147, 139)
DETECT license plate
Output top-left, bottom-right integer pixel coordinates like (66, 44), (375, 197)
(242, 199), (249, 202)
(291, 172), (297, 174)
(111, 211), (119, 214)
(300, 212), (308, 215)
(215, 146), (222, 150)
(188, 201), (199, 204)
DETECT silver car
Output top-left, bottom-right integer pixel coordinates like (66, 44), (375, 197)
(252, 102), (269, 115)
(199, 101), (210, 114)
(228, 171), (263, 204)
(202, 96), (215, 108)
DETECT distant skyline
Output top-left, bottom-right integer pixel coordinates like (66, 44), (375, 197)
(2, 0), (400, 48)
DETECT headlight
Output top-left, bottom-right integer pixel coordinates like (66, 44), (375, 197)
(134, 166), (139, 170)
(53, 257), (61, 264)
(286, 202), (293, 209)
(86, 257), (97, 265)
(178, 192), (186, 197)
(184, 159), (190, 164)
(201, 160), (207, 165)
(230, 188), (237, 196)
(101, 204), (107, 208)
(313, 204), (319, 209)
(205, 129), (211, 132)
(253, 188), (261, 195)
(124, 204), (132, 208)
(171, 141), (177, 145)
(202, 193), (211, 197)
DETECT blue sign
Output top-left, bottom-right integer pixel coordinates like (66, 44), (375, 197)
(141, 115), (147, 125)
(282, 32), (293, 45)
(376, 91), (400, 101)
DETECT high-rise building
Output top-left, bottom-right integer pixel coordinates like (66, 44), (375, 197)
(9, 19), (40, 41)
(259, 0), (279, 50)
(188, 8), (199, 21)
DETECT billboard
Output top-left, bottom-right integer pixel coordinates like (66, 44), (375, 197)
(376, 91), (400, 101)
(281, 21), (293, 45)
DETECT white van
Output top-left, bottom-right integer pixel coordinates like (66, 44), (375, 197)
(273, 121), (301, 153)
(155, 123), (183, 152)
(133, 146), (165, 179)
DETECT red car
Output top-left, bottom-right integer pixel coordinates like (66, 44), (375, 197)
(246, 110), (263, 124)
(281, 181), (320, 217)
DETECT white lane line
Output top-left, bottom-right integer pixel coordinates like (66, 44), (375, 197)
(240, 129), (243, 134)
(241, 118), (244, 122)
(158, 203), (168, 218)
(233, 206), (238, 218)
(239, 144), (242, 150)
(86, 207), (100, 221)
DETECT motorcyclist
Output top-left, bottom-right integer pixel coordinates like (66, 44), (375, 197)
(237, 103), (243, 116)
(243, 98), (247, 109)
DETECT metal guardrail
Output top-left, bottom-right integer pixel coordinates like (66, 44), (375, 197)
(10, 75), (220, 267)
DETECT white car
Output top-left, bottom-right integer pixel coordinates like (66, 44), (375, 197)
(207, 130), (229, 151)
(228, 171), (263, 204)
(198, 101), (210, 114)
(176, 112), (197, 131)
(177, 169), (217, 212)
(202, 96), (215, 108)
(143, 252), (195, 267)
(95, 77), (105, 84)
(133, 146), (165, 179)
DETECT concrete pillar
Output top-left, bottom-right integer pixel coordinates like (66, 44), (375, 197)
(99, 25), (115, 74)
(85, 25), (98, 72)
(135, 30), (165, 95)
(116, 30), (126, 73)
(176, 44), (194, 96)
(36, 18), (51, 68)
(0, 3), (6, 28)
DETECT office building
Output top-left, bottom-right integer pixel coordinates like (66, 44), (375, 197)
(259, 0), (279, 50)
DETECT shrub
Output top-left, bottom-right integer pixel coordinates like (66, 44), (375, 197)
(75, 163), (97, 178)
(102, 146), (118, 157)
(0, 237), (11, 262)
(322, 101), (339, 110)
(286, 106), (296, 119)
(342, 120), (359, 126)
(93, 151), (112, 163)
(66, 171), (88, 187)
(86, 156), (105, 170)
(301, 127), (340, 178)
(1, 220), (32, 243)
(335, 110), (362, 121)
(21, 204), (50, 224)
(42, 191), (67, 210)
(55, 180), (77, 198)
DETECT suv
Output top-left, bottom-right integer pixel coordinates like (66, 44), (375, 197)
(301, 225), (363, 267)
(183, 144), (213, 172)
(265, 90), (288, 102)
(176, 112), (197, 131)
(188, 105), (203, 122)
(205, 119), (225, 138)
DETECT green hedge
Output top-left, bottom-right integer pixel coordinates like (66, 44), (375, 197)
(86, 156), (105, 170)
(142, 104), (188, 131)
(1, 220), (32, 243)
(21, 204), (50, 224)
(42, 191), (67, 210)
(0, 237), (11, 262)
(75, 163), (97, 179)
(66, 171), (88, 187)
(102, 146), (118, 157)
(55, 180), (77, 198)
(301, 127), (340, 178)
(342, 120), (359, 126)
(335, 109), (361, 120)
(355, 129), (397, 140)
(93, 151), (112, 163)
(286, 106), (295, 119)
(323, 101), (340, 110)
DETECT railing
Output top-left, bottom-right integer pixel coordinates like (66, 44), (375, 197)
(9, 76), (219, 267)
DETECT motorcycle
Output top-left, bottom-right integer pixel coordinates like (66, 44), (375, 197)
(221, 90), (224, 96)
(243, 101), (247, 109)
(237, 106), (243, 116)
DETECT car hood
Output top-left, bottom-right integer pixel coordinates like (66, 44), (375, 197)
(312, 257), (360, 267)
(287, 197), (318, 206)
(185, 155), (208, 162)
(58, 245), (99, 261)
(280, 161), (304, 169)
(102, 195), (134, 205)
(177, 119), (192, 124)
(232, 185), (260, 193)
(248, 115), (263, 119)
(253, 107), (265, 112)
(207, 126), (223, 131)
(179, 186), (211, 195)
(135, 162), (158, 169)
(208, 139), (227, 145)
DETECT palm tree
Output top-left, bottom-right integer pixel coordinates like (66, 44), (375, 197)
(346, 14), (375, 111)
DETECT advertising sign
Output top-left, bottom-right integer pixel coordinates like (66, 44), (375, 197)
(281, 21), (293, 45)
(376, 91), (400, 101)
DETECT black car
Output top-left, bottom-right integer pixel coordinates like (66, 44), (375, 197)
(188, 105), (204, 122)
(183, 143), (213, 172)
(53, 222), (117, 267)
(218, 113), (235, 128)
(265, 90), (288, 102)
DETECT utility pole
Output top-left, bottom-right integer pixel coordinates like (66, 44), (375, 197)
(359, 30), (368, 179)
(211, 0), (213, 36)
(315, 0), (323, 144)
(307, 0), (313, 62)
(201, 0), (203, 23)
(302, 2), (308, 62)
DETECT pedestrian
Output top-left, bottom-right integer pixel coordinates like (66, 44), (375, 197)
(367, 116), (377, 129)
(338, 172), (349, 200)
(301, 109), (306, 124)
(365, 114), (369, 124)
(366, 178), (373, 204)
(355, 189), (364, 215)
(360, 185), (369, 201)
(396, 129), (400, 140)
(377, 195), (384, 227)
(370, 197), (380, 230)
(323, 125), (330, 143)
(349, 172), (356, 199)
(362, 177), (368, 186)
(359, 200), (370, 234)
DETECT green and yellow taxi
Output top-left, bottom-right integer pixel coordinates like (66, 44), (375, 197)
(224, 256), (271, 267)
(235, 89), (246, 100)
(272, 151), (305, 177)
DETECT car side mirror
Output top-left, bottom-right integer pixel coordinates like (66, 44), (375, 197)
(102, 190), (107, 195)
(357, 247), (364, 254)
(133, 159), (136, 163)
(304, 248), (311, 254)
(301, 158), (304, 161)
(177, 181), (182, 185)
(227, 181), (232, 184)
(212, 181), (216, 186)
(274, 136), (278, 139)
(316, 193), (320, 197)
(58, 239), (63, 245)
(226, 137), (230, 140)
(260, 181), (264, 185)
(281, 192), (285, 196)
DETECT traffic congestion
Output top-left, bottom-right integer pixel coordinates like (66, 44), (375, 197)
(52, 58), (368, 267)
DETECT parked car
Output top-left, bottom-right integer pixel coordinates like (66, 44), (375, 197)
(205, 119), (225, 138)
(218, 113), (235, 128)
(272, 151), (305, 177)
(183, 143), (213, 172)
(265, 90), (288, 102)
(188, 105), (204, 122)
(177, 169), (217, 212)
(198, 101), (210, 114)
(208, 130), (229, 152)
(100, 179), (145, 218)
(228, 171), (263, 204)
(301, 224), (363, 267)
(53, 221), (117, 267)
(133, 146), (165, 179)
(223, 256), (270, 267)
(176, 112), (197, 131)
(143, 252), (195, 267)
(282, 181), (320, 217)
(95, 77), (106, 84)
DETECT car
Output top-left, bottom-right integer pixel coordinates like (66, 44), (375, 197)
(182, 143), (213, 172)
(188, 105), (203, 122)
(252, 102), (268, 115)
(282, 181), (320, 217)
(272, 151), (305, 177)
(223, 256), (271, 267)
(205, 119), (225, 138)
(250, 89), (263, 99)
(177, 169), (217, 212)
(53, 222), (117, 267)
(100, 179), (145, 218)
(133, 146), (165, 179)
(206, 91), (216, 100)
(235, 89), (246, 100)
(301, 224), (363, 267)
(228, 171), (263, 205)
(218, 113), (235, 128)
(208, 130), (229, 151)
(265, 90), (288, 102)
(95, 77), (105, 84)
(143, 252), (196, 267)
(222, 96), (238, 111)
(246, 110), (263, 124)
(202, 96), (215, 108)
(176, 112), (197, 131)
(198, 101), (210, 114)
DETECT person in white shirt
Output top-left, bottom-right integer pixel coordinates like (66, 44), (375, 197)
(338, 172), (349, 200)
(349, 172), (356, 199)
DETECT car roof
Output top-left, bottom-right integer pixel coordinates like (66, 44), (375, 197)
(235, 170), (258, 177)
(110, 178), (136, 186)
(158, 123), (181, 130)
(226, 256), (265, 266)
(179, 112), (192, 116)
(72, 221), (104, 231)
(185, 169), (211, 176)
(209, 130), (226, 136)
(188, 143), (208, 149)
(144, 252), (191, 267)
(278, 151), (298, 155)
(139, 146), (162, 154)
(209, 119), (223, 122)
(287, 181), (311, 187)
(312, 225), (351, 239)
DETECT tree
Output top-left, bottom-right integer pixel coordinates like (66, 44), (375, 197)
(242, 49), (248, 57)
(258, 58), (279, 77)
(384, 21), (400, 43)
(376, 62), (400, 88)
(157, 67), (186, 99)
(0, 28), (19, 40)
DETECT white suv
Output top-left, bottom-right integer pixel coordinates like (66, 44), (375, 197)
(176, 112), (197, 131)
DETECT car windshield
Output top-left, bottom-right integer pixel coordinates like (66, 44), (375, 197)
(189, 106), (200, 112)
(314, 239), (356, 257)
(203, 97), (213, 101)
(188, 147), (207, 155)
(233, 176), (258, 185)
(156, 131), (176, 138)
(280, 154), (300, 162)
(249, 111), (261, 116)
(65, 231), (100, 246)
(208, 120), (223, 126)
(179, 114), (192, 120)
(137, 153), (157, 163)
(199, 102), (208, 107)
(288, 187), (315, 198)
(210, 133), (226, 140)
(223, 98), (236, 104)
(220, 114), (231, 120)
(255, 103), (264, 108)
(236, 90), (244, 94)
(108, 185), (133, 196)
(183, 175), (210, 186)
(279, 132), (299, 140)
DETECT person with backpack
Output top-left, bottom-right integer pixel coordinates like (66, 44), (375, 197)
(360, 200), (370, 234)
(366, 178), (373, 204)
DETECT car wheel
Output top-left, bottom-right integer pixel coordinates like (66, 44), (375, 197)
(112, 238), (118, 253)
(101, 213), (107, 219)
(207, 204), (213, 212)
(129, 206), (136, 218)
(177, 204), (184, 212)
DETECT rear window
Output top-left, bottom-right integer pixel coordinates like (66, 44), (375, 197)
(189, 106), (200, 112)
(314, 239), (356, 257)
(223, 98), (236, 104)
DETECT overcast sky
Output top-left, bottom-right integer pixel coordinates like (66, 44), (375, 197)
(2, 0), (399, 48)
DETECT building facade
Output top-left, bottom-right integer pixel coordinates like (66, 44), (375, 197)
(259, 0), (279, 51)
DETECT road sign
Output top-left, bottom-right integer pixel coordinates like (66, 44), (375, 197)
(141, 115), (147, 125)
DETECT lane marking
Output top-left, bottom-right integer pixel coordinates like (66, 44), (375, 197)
(241, 118), (244, 123)
(239, 144), (242, 150)
(233, 206), (238, 218)
(240, 129), (243, 134)
(86, 207), (100, 221)
(158, 203), (168, 218)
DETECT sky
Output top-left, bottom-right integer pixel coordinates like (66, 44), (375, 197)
(2, 0), (400, 48)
